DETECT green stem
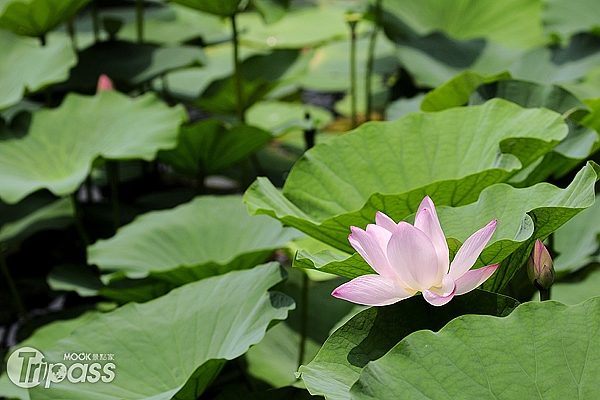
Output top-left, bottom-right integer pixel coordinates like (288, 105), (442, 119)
(106, 161), (121, 231)
(365, 0), (382, 122)
(71, 194), (90, 247)
(91, 0), (100, 42)
(349, 22), (358, 130)
(539, 288), (550, 301)
(303, 112), (316, 149)
(136, 0), (144, 43)
(66, 17), (78, 50)
(39, 34), (46, 46)
(0, 247), (28, 321)
(298, 270), (310, 368)
(230, 13), (245, 124)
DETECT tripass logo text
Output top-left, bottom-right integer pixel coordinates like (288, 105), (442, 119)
(6, 347), (116, 389)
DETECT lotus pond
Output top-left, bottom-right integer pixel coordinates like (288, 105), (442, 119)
(1, 0), (600, 399)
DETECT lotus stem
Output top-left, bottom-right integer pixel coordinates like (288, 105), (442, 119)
(91, 0), (100, 42)
(71, 194), (90, 247)
(303, 112), (316, 149)
(230, 13), (245, 124)
(0, 246), (28, 321)
(349, 21), (358, 129)
(298, 270), (310, 368)
(365, 0), (382, 122)
(106, 161), (121, 231)
(136, 0), (144, 43)
(539, 288), (550, 301)
(66, 17), (78, 50)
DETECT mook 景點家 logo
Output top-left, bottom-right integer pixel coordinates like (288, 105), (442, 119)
(6, 347), (116, 389)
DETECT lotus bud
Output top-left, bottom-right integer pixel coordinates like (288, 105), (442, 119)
(96, 74), (114, 93)
(527, 239), (555, 291)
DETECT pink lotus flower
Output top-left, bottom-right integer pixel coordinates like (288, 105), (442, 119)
(96, 74), (114, 92)
(332, 196), (498, 307)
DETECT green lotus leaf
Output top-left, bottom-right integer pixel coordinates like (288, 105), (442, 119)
(543, 0), (600, 41)
(553, 195), (600, 273)
(116, 3), (228, 45)
(245, 322), (321, 388)
(244, 99), (568, 252)
(158, 120), (273, 178)
(239, 6), (367, 49)
(22, 263), (294, 399)
(246, 101), (333, 135)
(299, 290), (519, 400)
(469, 79), (599, 186)
(0, 195), (73, 244)
(193, 48), (309, 114)
(293, 162), (600, 293)
(510, 33), (600, 87)
(295, 33), (397, 92)
(0, 91), (186, 203)
(553, 268), (600, 305)
(0, 30), (75, 110)
(60, 40), (207, 93)
(350, 298), (600, 399)
(170, 0), (243, 16)
(380, 0), (544, 49)
(420, 70), (511, 112)
(157, 42), (267, 102)
(0, 0), (90, 37)
(87, 195), (301, 285)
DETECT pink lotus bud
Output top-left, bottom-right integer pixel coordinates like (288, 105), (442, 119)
(96, 74), (114, 93)
(527, 239), (555, 290)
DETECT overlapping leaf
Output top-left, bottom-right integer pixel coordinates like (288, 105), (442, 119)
(244, 99), (568, 252)
(0, 0), (90, 37)
(88, 195), (301, 286)
(294, 162), (600, 292)
(158, 120), (273, 178)
(0, 30), (75, 110)
(24, 263), (294, 399)
(299, 290), (519, 400)
(0, 91), (186, 203)
(381, 0), (544, 49)
(351, 298), (600, 399)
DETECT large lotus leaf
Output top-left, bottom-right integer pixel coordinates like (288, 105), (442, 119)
(246, 101), (333, 135)
(420, 70), (512, 112)
(159, 119), (273, 178)
(238, 6), (369, 49)
(87, 195), (301, 284)
(553, 268), (600, 305)
(170, 0), (243, 16)
(0, 0), (90, 37)
(115, 3), (228, 45)
(0, 195), (73, 244)
(158, 43), (266, 102)
(380, 0), (544, 49)
(0, 91), (186, 204)
(392, 32), (526, 88)
(510, 33), (600, 87)
(0, 30), (75, 110)
(469, 79), (599, 185)
(21, 263), (294, 399)
(193, 48), (310, 114)
(350, 297), (600, 399)
(543, 0), (600, 41)
(299, 290), (519, 400)
(245, 322), (321, 388)
(295, 33), (398, 91)
(293, 162), (600, 293)
(553, 195), (600, 273)
(59, 40), (206, 93)
(158, 120), (273, 178)
(244, 99), (568, 251)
